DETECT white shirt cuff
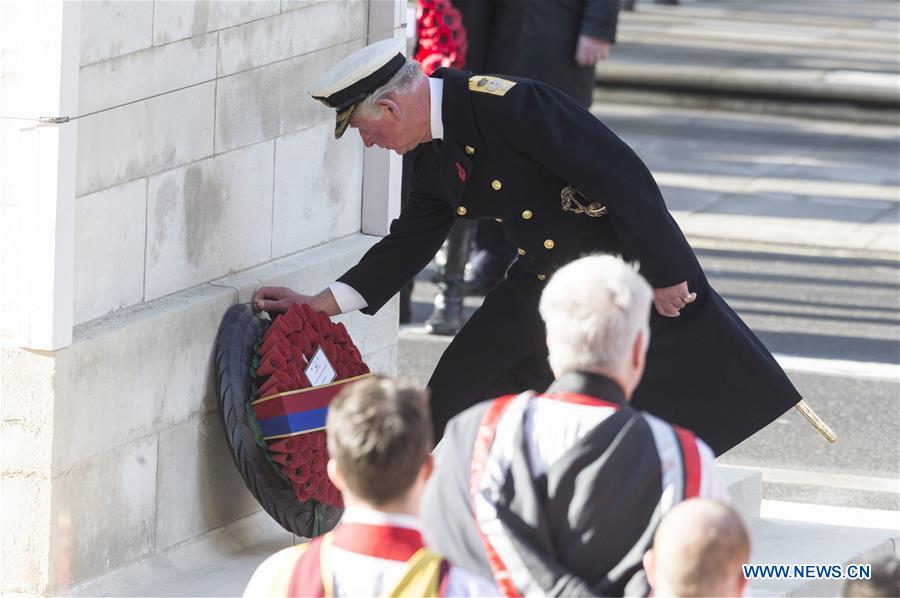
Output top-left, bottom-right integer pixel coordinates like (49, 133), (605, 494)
(328, 282), (368, 314)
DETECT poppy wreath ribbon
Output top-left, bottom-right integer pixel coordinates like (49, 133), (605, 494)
(249, 303), (371, 511)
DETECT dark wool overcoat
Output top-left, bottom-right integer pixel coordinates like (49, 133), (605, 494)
(338, 67), (799, 454)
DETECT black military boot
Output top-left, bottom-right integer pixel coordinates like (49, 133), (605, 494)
(426, 221), (476, 335)
(399, 281), (413, 325)
(464, 248), (512, 296)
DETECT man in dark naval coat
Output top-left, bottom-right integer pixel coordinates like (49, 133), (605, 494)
(253, 39), (800, 454)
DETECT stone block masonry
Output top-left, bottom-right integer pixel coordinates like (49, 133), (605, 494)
(145, 141), (275, 300)
(2, 1), (403, 594)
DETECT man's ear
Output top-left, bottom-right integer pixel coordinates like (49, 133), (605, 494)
(376, 97), (401, 119)
(327, 458), (343, 491)
(734, 557), (750, 597)
(642, 548), (656, 590)
(632, 330), (646, 370)
(421, 453), (435, 483)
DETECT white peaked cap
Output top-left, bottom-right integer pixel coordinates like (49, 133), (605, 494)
(309, 38), (406, 138)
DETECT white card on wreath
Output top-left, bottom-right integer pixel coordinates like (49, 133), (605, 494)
(305, 346), (337, 387)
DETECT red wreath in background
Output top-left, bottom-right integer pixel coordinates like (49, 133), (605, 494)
(416, 0), (468, 75)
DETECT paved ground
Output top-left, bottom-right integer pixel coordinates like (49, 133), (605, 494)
(600, 103), (899, 253)
(689, 246), (899, 509)
(600, 0), (900, 110)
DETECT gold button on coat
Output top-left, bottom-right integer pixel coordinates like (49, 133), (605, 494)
(537, 274), (547, 281)
(517, 248), (526, 256)
(465, 146), (475, 155)
(491, 180), (502, 191)
(521, 210), (533, 220)
(544, 239), (555, 249)
(456, 206), (467, 216)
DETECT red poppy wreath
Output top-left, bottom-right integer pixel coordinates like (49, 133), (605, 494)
(251, 303), (370, 512)
(215, 302), (370, 537)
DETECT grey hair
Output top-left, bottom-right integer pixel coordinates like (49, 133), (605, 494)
(538, 255), (652, 377)
(355, 59), (425, 119)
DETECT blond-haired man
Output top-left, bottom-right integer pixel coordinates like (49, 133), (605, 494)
(244, 377), (497, 597)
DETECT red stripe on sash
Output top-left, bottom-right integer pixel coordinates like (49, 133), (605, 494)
(540, 391), (620, 409)
(469, 395), (523, 598)
(287, 536), (326, 597)
(331, 523), (424, 562)
(675, 426), (701, 499)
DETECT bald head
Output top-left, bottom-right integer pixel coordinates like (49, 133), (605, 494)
(644, 499), (750, 597)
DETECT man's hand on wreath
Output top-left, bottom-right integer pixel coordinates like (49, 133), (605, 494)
(653, 281), (697, 318)
(252, 287), (341, 316)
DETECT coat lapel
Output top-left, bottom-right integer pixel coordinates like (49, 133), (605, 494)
(432, 68), (483, 208)
(439, 141), (472, 208)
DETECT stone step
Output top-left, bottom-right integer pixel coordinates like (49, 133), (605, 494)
(721, 465), (762, 523)
(398, 326), (452, 388)
(746, 516), (897, 597)
(591, 86), (899, 126)
(591, 0), (900, 123)
(69, 511), (294, 597)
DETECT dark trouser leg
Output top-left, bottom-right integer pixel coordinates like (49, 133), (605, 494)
(427, 277), (553, 439)
(426, 220), (477, 336)
(399, 282), (413, 324)
(483, 0), (529, 73)
(475, 219), (516, 259)
(452, 0), (491, 72)
(466, 220), (517, 295)
(455, 0), (529, 74)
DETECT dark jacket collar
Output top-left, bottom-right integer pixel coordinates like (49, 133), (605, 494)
(430, 68), (483, 150)
(546, 371), (629, 407)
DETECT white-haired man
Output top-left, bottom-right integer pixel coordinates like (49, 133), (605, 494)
(253, 39), (801, 454)
(420, 255), (728, 597)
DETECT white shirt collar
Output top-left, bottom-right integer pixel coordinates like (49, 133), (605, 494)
(340, 507), (423, 532)
(428, 77), (444, 140)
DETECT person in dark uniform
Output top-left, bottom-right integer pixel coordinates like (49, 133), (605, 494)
(463, 0), (623, 296)
(253, 39), (800, 454)
(518, 0), (619, 115)
(423, 0), (530, 334)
